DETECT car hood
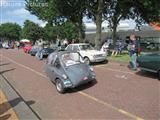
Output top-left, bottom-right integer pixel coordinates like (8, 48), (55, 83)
(81, 50), (105, 55)
(137, 53), (160, 62)
(65, 64), (91, 85)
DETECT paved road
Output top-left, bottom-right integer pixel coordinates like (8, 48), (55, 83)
(0, 49), (159, 120)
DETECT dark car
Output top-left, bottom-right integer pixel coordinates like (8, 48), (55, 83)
(36, 48), (55, 60)
(44, 51), (96, 93)
(29, 46), (40, 56)
(137, 52), (160, 79)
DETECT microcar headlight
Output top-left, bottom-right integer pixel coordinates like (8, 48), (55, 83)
(62, 74), (68, 79)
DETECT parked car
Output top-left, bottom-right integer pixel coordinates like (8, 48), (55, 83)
(137, 52), (160, 79)
(36, 48), (55, 60)
(23, 44), (32, 53)
(44, 51), (96, 93)
(66, 43), (107, 64)
(29, 46), (40, 56)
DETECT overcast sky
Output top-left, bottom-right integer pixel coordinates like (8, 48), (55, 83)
(0, 0), (136, 29)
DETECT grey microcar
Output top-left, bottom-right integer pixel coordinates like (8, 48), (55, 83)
(44, 51), (96, 93)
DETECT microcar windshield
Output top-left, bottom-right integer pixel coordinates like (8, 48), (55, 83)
(62, 53), (84, 66)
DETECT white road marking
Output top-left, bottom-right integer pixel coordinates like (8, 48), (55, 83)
(1, 54), (144, 120)
(115, 75), (128, 79)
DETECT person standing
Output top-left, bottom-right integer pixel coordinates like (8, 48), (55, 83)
(16, 41), (20, 50)
(129, 34), (138, 70)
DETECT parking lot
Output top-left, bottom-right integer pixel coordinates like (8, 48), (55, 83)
(0, 49), (159, 120)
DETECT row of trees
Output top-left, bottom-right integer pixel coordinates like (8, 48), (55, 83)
(0, 20), (79, 44)
(26, 0), (160, 49)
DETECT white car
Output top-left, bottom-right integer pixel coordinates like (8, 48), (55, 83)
(66, 43), (107, 64)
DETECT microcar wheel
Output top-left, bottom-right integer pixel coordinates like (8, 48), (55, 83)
(84, 57), (90, 65)
(55, 79), (65, 93)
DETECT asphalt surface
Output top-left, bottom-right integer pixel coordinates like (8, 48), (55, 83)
(0, 49), (159, 120)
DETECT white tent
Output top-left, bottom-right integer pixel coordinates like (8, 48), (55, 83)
(20, 39), (30, 43)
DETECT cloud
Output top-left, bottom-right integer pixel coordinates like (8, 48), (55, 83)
(0, 0), (7, 6)
(7, 8), (30, 19)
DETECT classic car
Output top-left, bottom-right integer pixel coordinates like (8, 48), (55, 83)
(36, 48), (55, 60)
(29, 46), (40, 56)
(66, 43), (107, 64)
(137, 52), (160, 79)
(44, 51), (96, 93)
(23, 44), (32, 53)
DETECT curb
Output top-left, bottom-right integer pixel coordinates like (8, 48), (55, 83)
(0, 75), (40, 120)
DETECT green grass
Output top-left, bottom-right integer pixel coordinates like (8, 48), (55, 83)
(108, 52), (130, 63)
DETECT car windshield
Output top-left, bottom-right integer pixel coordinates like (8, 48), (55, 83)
(62, 53), (83, 66)
(79, 44), (94, 50)
(44, 48), (54, 53)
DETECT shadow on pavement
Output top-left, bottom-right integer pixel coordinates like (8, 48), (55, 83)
(136, 71), (159, 80)
(0, 68), (15, 75)
(25, 100), (35, 106)
(66, 80), (98, 94)
(0, 114), (11, 120)
(0, 63), (10, 66)
(0, 97), (36, 119)
(0, 98), (22, 116)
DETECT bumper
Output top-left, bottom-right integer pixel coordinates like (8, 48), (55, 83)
(63, 77), (95, 88)
(90, 57), (107, 63)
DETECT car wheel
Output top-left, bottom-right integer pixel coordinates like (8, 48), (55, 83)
(55, 79), (65, 93)
(158, 70), (160, 80)
(84, 57), (90, 65)
(102, 59), (108, 64)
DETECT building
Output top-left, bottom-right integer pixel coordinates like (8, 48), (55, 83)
(85, 23), (160, 52)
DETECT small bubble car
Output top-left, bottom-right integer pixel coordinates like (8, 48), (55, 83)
(44, 51), (96, 93)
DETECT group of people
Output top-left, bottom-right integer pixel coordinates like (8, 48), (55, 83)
(100, 35), (140, 71)
(0, 40), (20, 49)
(111, 39), (125, 56)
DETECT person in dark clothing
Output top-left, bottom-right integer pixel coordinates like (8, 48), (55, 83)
(128, 34), (139, 70)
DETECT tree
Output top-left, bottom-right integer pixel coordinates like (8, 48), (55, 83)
(42, 23), (57, 43)
(104, 0), (160, 47)
(131, 0), (160, 25)
(59, 21), (79, 40)
(0, 23), (21, 40)
(86, 0), (110, 49)
(55, 0), (86, 41)
(21, 20), (43, 44)
(105, 0), (133, 46)
(26, 0), (86, 42)
(25, 0), (60, 26)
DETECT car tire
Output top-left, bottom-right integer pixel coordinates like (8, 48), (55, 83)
(55, 79), (65, 93)
(158, 70), (160, 80)
(102, 59), (108, 64)
(84, 57), (90, 65)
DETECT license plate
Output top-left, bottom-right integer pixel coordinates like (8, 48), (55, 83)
(83, 77), (88, 80)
